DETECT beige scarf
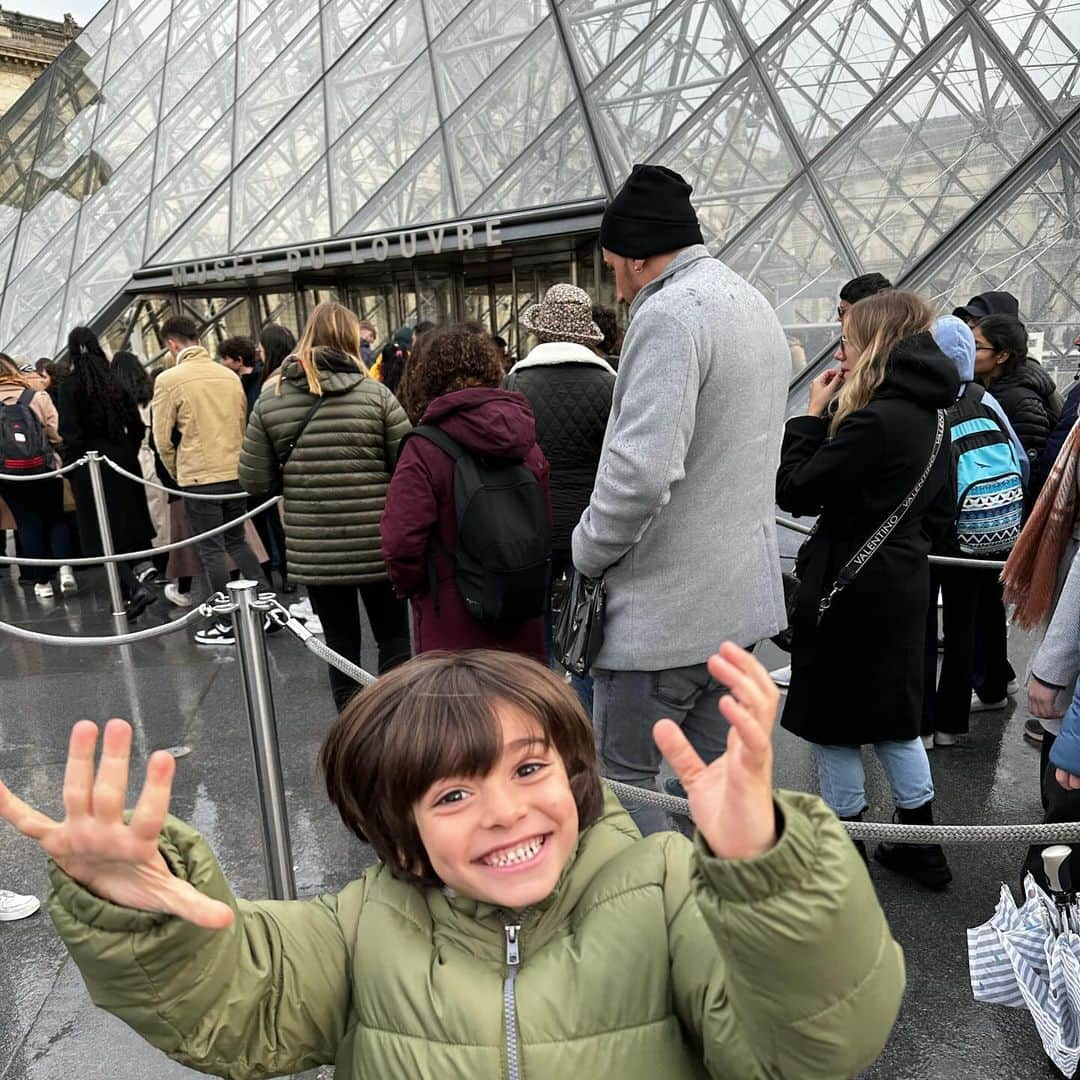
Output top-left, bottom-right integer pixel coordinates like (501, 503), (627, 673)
(1002, 418), (1080, 629)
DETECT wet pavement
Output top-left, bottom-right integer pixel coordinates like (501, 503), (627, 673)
(0, 566), (1065, 1080)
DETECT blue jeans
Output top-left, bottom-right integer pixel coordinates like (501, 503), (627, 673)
(811, 739), (934, 819)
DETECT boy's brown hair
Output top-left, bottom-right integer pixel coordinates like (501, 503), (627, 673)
(320, 650), (604, 886)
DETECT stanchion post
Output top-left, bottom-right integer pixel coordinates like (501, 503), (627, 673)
(228, 580), (297, 901)
(86, 451), (128, 635)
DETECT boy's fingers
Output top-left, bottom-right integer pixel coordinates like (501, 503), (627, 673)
(719, 696), (772, 760)
(0, 779), (57, 841)
(717, 642), (779, 704)
(63, 721), (99, 820)
(92, 720), (132, 824)
(653, 719), (706, 786)
(129, 751), (176, 841)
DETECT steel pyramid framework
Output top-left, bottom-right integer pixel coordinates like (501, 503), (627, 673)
(2, 0), (1079, 363)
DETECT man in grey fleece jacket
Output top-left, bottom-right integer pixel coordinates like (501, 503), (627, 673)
(572, 165), (789, 833)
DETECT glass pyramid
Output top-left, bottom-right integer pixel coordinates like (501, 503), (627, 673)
(3, 0), (1079, 364)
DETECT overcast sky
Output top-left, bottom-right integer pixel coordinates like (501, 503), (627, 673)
(24, 0), (103, 26)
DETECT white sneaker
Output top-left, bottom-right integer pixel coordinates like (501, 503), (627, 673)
(33, 581), (53, 599)
(934, 731), (959, 747)
(0, 888), (40, 921)
(59, 566), (77, 594)
(164, 583), (194, 608)
(921, 734), (935, 750)
(305, 615), (323, 635)
(1006, 679), (1020, 697)
(769, 663), (791, 689)
(970, 692), (1008, 712)
(288, 597), (314, 621)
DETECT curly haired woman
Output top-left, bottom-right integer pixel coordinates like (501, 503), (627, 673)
(382, 325), (551, 659)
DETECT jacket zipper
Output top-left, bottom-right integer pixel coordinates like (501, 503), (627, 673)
(503, 922), (523, 1080)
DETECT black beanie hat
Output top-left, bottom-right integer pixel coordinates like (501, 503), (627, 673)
(599, 164), (704, 258)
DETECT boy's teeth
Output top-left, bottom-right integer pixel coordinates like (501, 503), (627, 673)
(482, 836), (544, 868)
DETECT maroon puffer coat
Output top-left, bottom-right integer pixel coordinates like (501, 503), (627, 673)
(380, 387), (551, 660)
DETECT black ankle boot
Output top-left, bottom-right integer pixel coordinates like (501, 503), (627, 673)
(278, 568), (296, 595)
(839, 811), (868, 864)
(874, 801), (952, 890)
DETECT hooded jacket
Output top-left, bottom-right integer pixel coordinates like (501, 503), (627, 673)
(931, 315), (1028, 483)
(46, 789), (904, 1080)
(151, 346), (248, 486)
(381, 387), (551, 659)
(238, 350), (410, 585)
(986, 359), (1061, 465)
(777, 332), (959, 746)
(505, 342), (615, 552)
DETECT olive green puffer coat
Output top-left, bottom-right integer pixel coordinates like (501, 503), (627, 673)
(47, 790), (904, 1080)
(238, 351), (410, 585)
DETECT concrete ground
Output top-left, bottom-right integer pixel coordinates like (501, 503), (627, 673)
(0, 567), (1066, 1080)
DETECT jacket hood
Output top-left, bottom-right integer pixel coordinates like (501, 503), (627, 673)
(951, 291), (1020, 321)
(420, 387), (538, 458)
(282, 348), (366, 394)
(876, 331), (961, 409)
(931, 316), (975, 385)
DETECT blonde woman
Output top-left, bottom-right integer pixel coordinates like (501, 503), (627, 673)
(776, 290), (960, 890)
(239, 301), (411, 710)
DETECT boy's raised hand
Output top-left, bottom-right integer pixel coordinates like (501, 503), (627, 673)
(0, 718), (233, 929)
(653, 643), (779, 860)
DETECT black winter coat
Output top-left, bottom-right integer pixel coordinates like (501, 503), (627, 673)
(776, 333), (960, 746)
(504, 344), (615, 552)
(986, 360), (1060, 466)
(1031, 380), (1080, 498)
(58, 378), (155, 557)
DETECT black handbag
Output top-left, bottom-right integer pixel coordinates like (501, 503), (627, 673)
(772, 409), (945, 653)
(554, 570), (606, 678)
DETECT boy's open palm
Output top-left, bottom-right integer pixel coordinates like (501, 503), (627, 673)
(654, 643), (779, 860)
(0, 718), (233, 930)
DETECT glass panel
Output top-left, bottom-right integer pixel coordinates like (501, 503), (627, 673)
(243, 158), (330, 249)
(0, 215), (78, 347)
(330, 55), (440, 230)
(8, 288), (67, 364)
(586, 0), (744, 175)
(664, 67), (798, 250)
(560, 0), (679, 83)
(727, 0), (798, 44)
(73, 136), (156, 269)
(240, 0), (275, 34)
(74, 0), (119, 58)
(913, 153), (1080, 362)
(720, 175), (854, 367)
(761, 0), (954, 151)
(325, 0), (427, 141)
(465, 104), (604, 214)
(431, 0), (547, 112)
(146, 110), (233, 259)
(982, 0), (1080, 117)
(0, 68), (56, 239)
(257, 291), (301, 335)
(162, 0), (238, 116)
(322, 0), (394, 65)
(106, 0), (171, 82)
(10, 190), (83, 283)
(168, 0), (229, 53)
(235, 18), (321, 160)
(92, 71), (163, 177)
(338, 135), (456, 234)
(237, 0), (320, 95)
(155, 48), (236, 181)
(64, 201), (151, 332)
(155, 183), (231, 262)
(96, 17), (169, 131)
(816, 26), (1049, 279)
(426, 0), (470, 36)
(447, 20), (575, 207)
(234, 89), (326, 243)
(0, 227), (21, 337)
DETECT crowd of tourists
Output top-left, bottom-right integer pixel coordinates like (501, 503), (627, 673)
(1, 161), (1078, 1077)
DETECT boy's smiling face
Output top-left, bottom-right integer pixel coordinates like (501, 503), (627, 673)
(413, 702), (580, 909)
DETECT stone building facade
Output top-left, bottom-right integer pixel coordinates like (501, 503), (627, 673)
(0, 8), (77, 118)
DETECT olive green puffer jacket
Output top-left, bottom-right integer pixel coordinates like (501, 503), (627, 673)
(238, 350), (410, 585)
(47, 790), (904, 1080)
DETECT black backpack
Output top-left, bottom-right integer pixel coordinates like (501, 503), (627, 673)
(0, 389), (50, 474)
(405, 425), (551, 627)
